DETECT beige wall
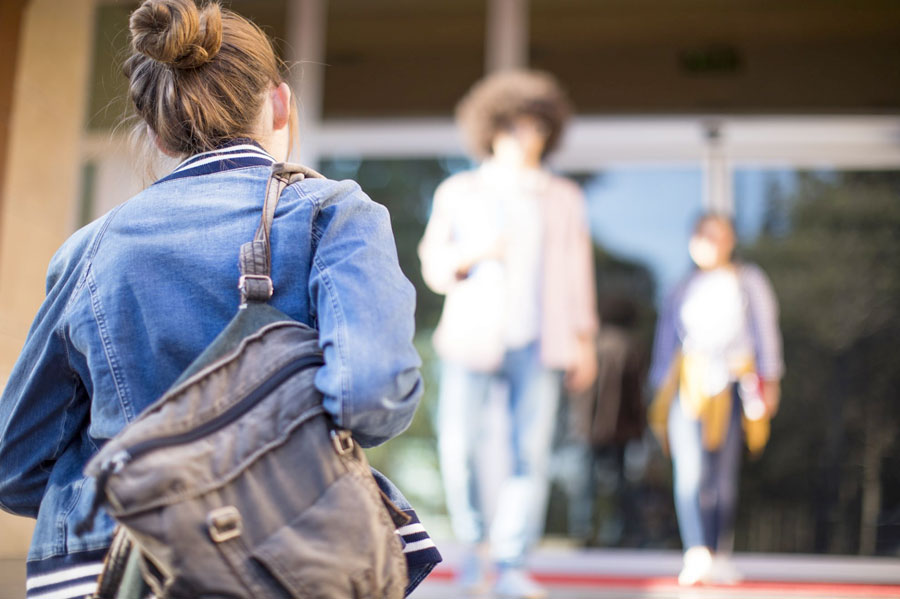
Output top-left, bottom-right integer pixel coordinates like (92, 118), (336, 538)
(0, 0), (27, 221)
(0, 0), (95, 558)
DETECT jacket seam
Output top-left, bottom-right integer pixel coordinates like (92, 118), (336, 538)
(87, 204), (125, 262)
(310, 199), (351, 426)
(27, 538), (114, 562)
(61, 205), (126, 318)
(311, 253), (351, 426)
(86, 271), (135, 422)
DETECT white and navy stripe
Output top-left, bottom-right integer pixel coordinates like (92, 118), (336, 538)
(155, 139), (276, 185)
(397, 510), (441, 568)
(25, 514), (441, 598)
(25, 549), (106, 599)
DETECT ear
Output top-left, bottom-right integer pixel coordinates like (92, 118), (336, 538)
(148, 127), (179, 158)
(271, 82), (291, 132)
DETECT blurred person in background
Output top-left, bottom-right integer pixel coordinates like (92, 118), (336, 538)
(418, 70), (598, 598)
(648, 213), (784, 585)
(555, 295), (647, 547)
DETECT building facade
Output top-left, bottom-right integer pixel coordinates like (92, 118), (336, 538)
(2, 0), (899, 558)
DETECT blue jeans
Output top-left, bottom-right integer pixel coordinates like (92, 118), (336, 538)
(668, 389), (743, 552)
(438, 342), (562, 566)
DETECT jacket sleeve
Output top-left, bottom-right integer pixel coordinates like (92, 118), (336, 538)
(418, 178), (464, 295)
(649, 288), (681, 392)
(0, 248), (88, 518)
(308, 181), (423, 448)
(565, 184), (600, 337)
(742, 264), (785, 380)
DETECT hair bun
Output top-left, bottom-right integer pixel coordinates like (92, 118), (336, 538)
(130, 0), (222, 69)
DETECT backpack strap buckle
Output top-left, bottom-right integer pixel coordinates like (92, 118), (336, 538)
(330, 429), (354, 456)
(238, 274), (273, 305)
(207, 506), (243, 543)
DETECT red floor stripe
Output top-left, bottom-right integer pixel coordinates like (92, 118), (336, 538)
(428, 568), (900, 597)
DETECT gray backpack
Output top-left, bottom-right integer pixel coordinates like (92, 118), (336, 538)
(82, 163), (409, 598)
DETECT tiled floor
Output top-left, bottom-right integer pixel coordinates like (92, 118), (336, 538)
(411, 544), (900, 599)
(412, 581), (900, 599)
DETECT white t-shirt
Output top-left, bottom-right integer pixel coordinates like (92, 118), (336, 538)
(679, 267), (754, 395)
(480, 161), (544, 349)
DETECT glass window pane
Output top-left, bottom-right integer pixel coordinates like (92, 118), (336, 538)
(86, 1), (288, 132)
(323, 0), (485, 118)
(734, 168), (900, 554)
(318, 156), (469, 332)
(318, 159), (704, 547)
(85, 3), (134, 131)
(318, 156), (469, 536)
(579, 168), (703, 304)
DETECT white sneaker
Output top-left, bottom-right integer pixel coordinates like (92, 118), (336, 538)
(678, 546), (713, 586)
(494, 567), (548, 599)
(708, 554), (743, 585)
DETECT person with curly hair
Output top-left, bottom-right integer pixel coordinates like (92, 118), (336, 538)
(419, 70), (599, 598)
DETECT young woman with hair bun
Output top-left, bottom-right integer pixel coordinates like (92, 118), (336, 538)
(0, 1), (437, 597)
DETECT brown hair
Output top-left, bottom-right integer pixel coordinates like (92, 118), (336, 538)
(693, 212), (736, 236)
(455, 70), (572, 161)
(125, 0), (287, 157)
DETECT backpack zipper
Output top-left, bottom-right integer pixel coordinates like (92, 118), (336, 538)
(113, 352), (324, 469)
(77, 352), (323, 534)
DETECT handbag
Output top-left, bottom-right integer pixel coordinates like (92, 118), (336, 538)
(82, 162), (409, 598)
(432, 262), (506, 372)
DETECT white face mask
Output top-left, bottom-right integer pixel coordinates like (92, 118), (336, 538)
(689, 237), (721, 270)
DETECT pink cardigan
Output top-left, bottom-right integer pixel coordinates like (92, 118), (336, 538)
(419, 166), (598, 370)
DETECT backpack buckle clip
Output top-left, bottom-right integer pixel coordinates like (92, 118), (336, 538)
(238, 274), (274, 304)
(207, 506), (243, 543)
(330, 429), (354, 456)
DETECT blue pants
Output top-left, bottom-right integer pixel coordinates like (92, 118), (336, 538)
(437, 342), (562, 566)
(668, 390), (743, 551)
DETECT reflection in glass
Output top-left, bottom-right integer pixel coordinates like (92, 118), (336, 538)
(735, 169), (900, 555)
(579, 168), (703, 305)
(318, 159), (900, 557)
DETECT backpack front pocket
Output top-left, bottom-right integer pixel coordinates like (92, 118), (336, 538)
(250, 469), (407, 599)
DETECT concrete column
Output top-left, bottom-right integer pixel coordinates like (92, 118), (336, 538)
(486, 0), (529, 73)
(0, 0), (28, 228)
(0, 0), (96, 558)
(285, 0), (327, 168)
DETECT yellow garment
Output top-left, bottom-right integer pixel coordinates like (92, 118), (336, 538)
(649, 352), (770, 456)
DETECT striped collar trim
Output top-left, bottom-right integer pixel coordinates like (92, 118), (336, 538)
(155, 139), (276, 185)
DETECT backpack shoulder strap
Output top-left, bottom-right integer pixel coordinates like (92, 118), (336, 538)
(238, 162), (324, 305)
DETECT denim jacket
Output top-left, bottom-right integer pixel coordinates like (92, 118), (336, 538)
(0, 141), (436, 595)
